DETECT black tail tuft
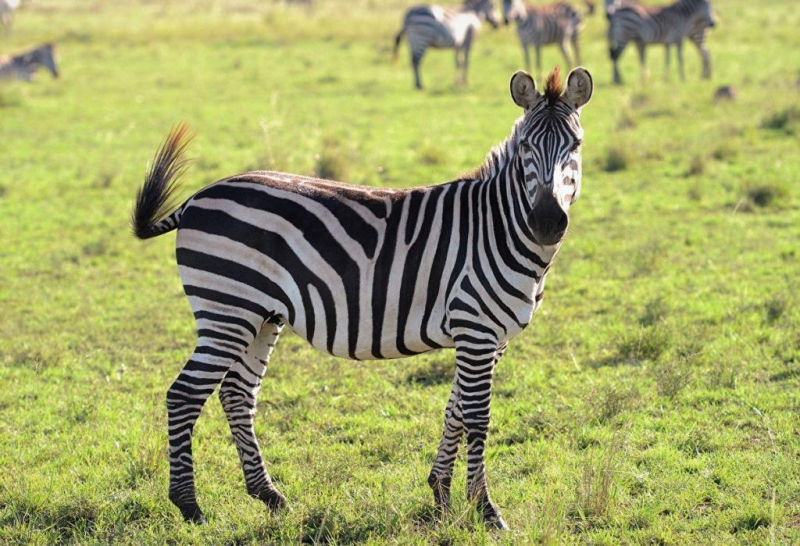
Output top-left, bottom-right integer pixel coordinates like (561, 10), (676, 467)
(132, 124), (192, 240)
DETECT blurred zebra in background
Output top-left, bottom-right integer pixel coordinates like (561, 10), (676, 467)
(0, 43), (59, 81)
(393, 0), (500, 89)
(1, 0), (21, 35)
(608, 0), (716, 84)
(503, 0), (591, 73)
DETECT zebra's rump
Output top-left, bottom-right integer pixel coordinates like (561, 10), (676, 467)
(175, 172), (462, 360)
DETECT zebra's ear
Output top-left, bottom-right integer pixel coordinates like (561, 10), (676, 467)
(510, 71), (540, 110)
(564, 67), (593, 110)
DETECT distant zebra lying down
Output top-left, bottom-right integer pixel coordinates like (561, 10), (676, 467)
(0, 43), (59, 81)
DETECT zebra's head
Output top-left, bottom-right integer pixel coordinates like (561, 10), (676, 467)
(694, 0), (717, 28)
(509, 67), (593, 246)
(467, 0), (500, 28)
(502, 0), (526, 24)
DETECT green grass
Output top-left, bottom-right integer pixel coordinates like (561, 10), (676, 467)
(1, 0), (799, 543)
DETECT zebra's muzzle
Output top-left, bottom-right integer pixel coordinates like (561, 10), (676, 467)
(530, 193), (568, 246)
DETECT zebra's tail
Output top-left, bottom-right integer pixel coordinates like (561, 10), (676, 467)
(131, 124), (192, 240)
(392, 26), (405, 64)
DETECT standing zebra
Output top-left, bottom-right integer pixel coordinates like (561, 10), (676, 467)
(503, 0), (589, 74)
(131, 67), (593, 529)
(608, 0), (716, 84)
(0, 0), (21, 36)
(393, 0), (500, 90)
(0, 43), (59, 81)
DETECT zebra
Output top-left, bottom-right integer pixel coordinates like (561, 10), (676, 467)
(0, 43), (59, 81)
(605, 0), (713, 79)
(0, 0), (20, 36)
(503, 0), (590, 74)
(130, 67), (593, 529)
(608, 0), (716, 84)
(392, 0), (500, 90)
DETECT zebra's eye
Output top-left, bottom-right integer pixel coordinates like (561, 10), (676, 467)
(570, 140), (583, 153)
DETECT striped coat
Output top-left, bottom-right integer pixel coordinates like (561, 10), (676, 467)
(503, 0), (585, 72)
(608, 0), (716, 83)
(131, 67), (594, 529)
(393, 0), (499, 89)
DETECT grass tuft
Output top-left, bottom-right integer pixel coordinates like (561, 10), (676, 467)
(618, 327), (672, 363)
(604, 145), (630, 172)
(687, 155), (706, 177)
(744, 182), (789, 209)
(761, 106), (799, 133)
(315, 137), (349, 181)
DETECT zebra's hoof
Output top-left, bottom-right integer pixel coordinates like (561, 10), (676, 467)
(486, 516), (510, 531)
(254, 487), (287, 513)
(178, 504), (207, 524)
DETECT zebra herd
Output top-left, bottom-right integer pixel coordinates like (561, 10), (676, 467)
(133, 65), (593, 528)
(393, 0), (717, 88)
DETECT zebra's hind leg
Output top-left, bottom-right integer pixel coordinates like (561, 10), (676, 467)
(218, 317), (287, 512)
(635, 41), (648, 81)
(167, 317), (255, 523)
(676, 39), (686, 80)
(664, 44), (671, 80)
(428, 376), (463, 515)
(460, 26), (475, 86)
(411, 49), (425, 90)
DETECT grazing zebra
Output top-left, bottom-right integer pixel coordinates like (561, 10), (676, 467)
(608, 0), (716, 84)
(0, 43), (59, 81)
(0, 0), (20, 36)
(503, 0), (589, 73)
(392, 0), (500, 90)
(131, 67), (593, 529)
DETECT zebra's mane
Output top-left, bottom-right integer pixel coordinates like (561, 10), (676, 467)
(469, 68), (564, 181)
(467, 118), (525, 181)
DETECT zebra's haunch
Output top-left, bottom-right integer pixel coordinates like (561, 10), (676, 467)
(393, 0), (499, 90)
(503, 0), (589, 73)
(608, 0), (716, 84)
(131, 67), (593, 529)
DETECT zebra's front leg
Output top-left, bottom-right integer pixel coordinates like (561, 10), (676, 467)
(664, 44), (671, 80)
(559, 40), (573, 68)
(455, 335), (507, 529)
(522, 42), (531, 72)
(428, 376), (463, 514)
(698, 45), (711, 79)
(218, 320), (286, 512)
(571, 35), (582, 66)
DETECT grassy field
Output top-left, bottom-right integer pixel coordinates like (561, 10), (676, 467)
(1, 0), (799, 543)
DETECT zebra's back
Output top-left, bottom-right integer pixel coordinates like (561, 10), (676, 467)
(403, 4), (480, 49)
(517, 3), (581, 46)
(176, 172), (470, 360)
